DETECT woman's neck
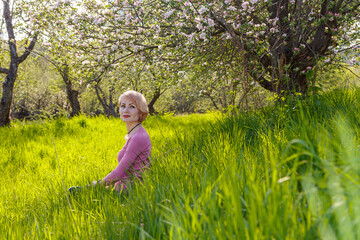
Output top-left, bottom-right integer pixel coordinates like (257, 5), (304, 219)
(126, 121), (141, 134)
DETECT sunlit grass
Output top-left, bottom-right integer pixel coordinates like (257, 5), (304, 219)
(1, 89), (360, 239)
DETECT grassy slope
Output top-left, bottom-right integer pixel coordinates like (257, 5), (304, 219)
(1, 89), (360, 239)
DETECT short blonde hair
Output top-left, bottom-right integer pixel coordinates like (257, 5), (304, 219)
(119, 90), (149, 122)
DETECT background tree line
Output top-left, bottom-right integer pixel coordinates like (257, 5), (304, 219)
(1, 0), (359, 126)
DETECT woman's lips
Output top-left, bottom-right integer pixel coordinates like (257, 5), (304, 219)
(122, 115), (130, 118)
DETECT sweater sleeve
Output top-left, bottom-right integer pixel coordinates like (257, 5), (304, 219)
(117, 146), (126, 163)
(102, 134), (148, 184)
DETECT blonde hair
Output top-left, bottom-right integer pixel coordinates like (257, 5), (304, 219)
(119, 90), (149, 122)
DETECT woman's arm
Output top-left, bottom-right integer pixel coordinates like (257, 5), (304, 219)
(102, 135), (148, 184)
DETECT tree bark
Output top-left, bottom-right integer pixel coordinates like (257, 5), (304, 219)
(61, 64), (81, 117)
(66, 88), (81, 117)
(94, 83), (117, 117)
(215, 0), (355, 96)
(203, 91), (219, 110)
(148, 88), (161, 115)
(0, 0), (37, 126)
(108, 92), (116, 117)
(243, 0), (341, 95)
(1, 75), (16, 126)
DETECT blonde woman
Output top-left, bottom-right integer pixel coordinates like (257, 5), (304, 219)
(70, 90), (151, 193)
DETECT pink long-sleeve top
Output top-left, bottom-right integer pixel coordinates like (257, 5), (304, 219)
(103, 127), (151, 185)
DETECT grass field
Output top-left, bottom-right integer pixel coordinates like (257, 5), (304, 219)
(1, 88), (360, 239)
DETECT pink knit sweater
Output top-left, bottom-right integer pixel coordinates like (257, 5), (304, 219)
(103, 127), (151, 186)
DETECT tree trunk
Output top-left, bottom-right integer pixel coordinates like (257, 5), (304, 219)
(0, 74), (16, 126)
(94, 84), (117, 117)
(236, 0), (341, 96)
(0, 0), (37, 126)
(61, 64), (81, 117)
(66, 88), (81, 117)
(255, 69), (309, 95)
(148, 88), (161, 115)
(108, 93), (116, 117)
(203, 92), (219, 110)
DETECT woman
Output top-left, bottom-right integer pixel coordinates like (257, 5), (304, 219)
(103, 90), (151, 192)
(70, 90), (151, 194)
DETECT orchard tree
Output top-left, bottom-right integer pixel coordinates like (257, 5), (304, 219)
(147, 0), (360, 95)
(11, 54), (66, 120)
(73, 0), (359, 96)
(122, 51), (186, 114)
(92, 57), (181, 116)
(24, 0), (360, 121)
(32, 0), (197, 114)
(0, 0), (38, 126)
(32, 0), (161, 116)
(26, 0), (129, 117)
(29, 0), (108, 116)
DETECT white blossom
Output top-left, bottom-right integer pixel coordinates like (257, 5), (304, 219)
(241, 1), (249, 10)
(200, 32), (207, 40)
(164, 10), (174, 19)
(208, 18), (215, 27)
(199, 6), (208, 14)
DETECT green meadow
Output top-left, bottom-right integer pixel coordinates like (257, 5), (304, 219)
(1, 89), (360, 239)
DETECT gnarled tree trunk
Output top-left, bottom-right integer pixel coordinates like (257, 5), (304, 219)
(61, 64), (81, 117)
(1, 74), (16, 126)
(148, 88), (162, 115)
(0, 0), (37, 126)
(94, 83), (117, 117)
(253, 0), (338, 95)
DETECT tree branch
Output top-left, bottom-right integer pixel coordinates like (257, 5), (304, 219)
(18, 34), (38, 64)
(0, 67), (9, 74)
(337, 64), (360, 79)
(3, 0), (17, 60)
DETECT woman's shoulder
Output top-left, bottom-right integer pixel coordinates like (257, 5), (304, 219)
(130, 127), (150, 141)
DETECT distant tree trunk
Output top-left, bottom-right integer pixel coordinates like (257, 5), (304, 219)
(202, 92), (219, 110)
(61, 64), (81, 117)
(148, 88), (161, 115)
(94, 83), (117, 117)
(66, 88), (81, 117)
(0, 0), (37, 126)
(108, 92), (116, 116)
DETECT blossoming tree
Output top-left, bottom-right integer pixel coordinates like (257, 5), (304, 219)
(0, 0), (39, 126)
(34, 0), (188, 114)
(18, 0), (360, 121)
(28, 0), (130, 116)
(65, 0), (359, 96)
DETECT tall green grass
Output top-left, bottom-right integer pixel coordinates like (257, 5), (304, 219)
(1, 88), (360, 239)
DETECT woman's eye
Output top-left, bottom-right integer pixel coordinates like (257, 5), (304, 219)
(120, 105), (125, 108)
(130, 106), (135, 109)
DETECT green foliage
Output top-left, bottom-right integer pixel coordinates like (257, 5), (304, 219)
(1, 88), (360, 238)
(316, 66), (360, 91)
(46, 0), (358, 95)
(13, 54), (66, 116)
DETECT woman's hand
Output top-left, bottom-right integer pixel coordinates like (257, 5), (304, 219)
(92, 180), (102, 187)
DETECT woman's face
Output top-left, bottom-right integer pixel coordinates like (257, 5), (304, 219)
(119, 97), (140, 123)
